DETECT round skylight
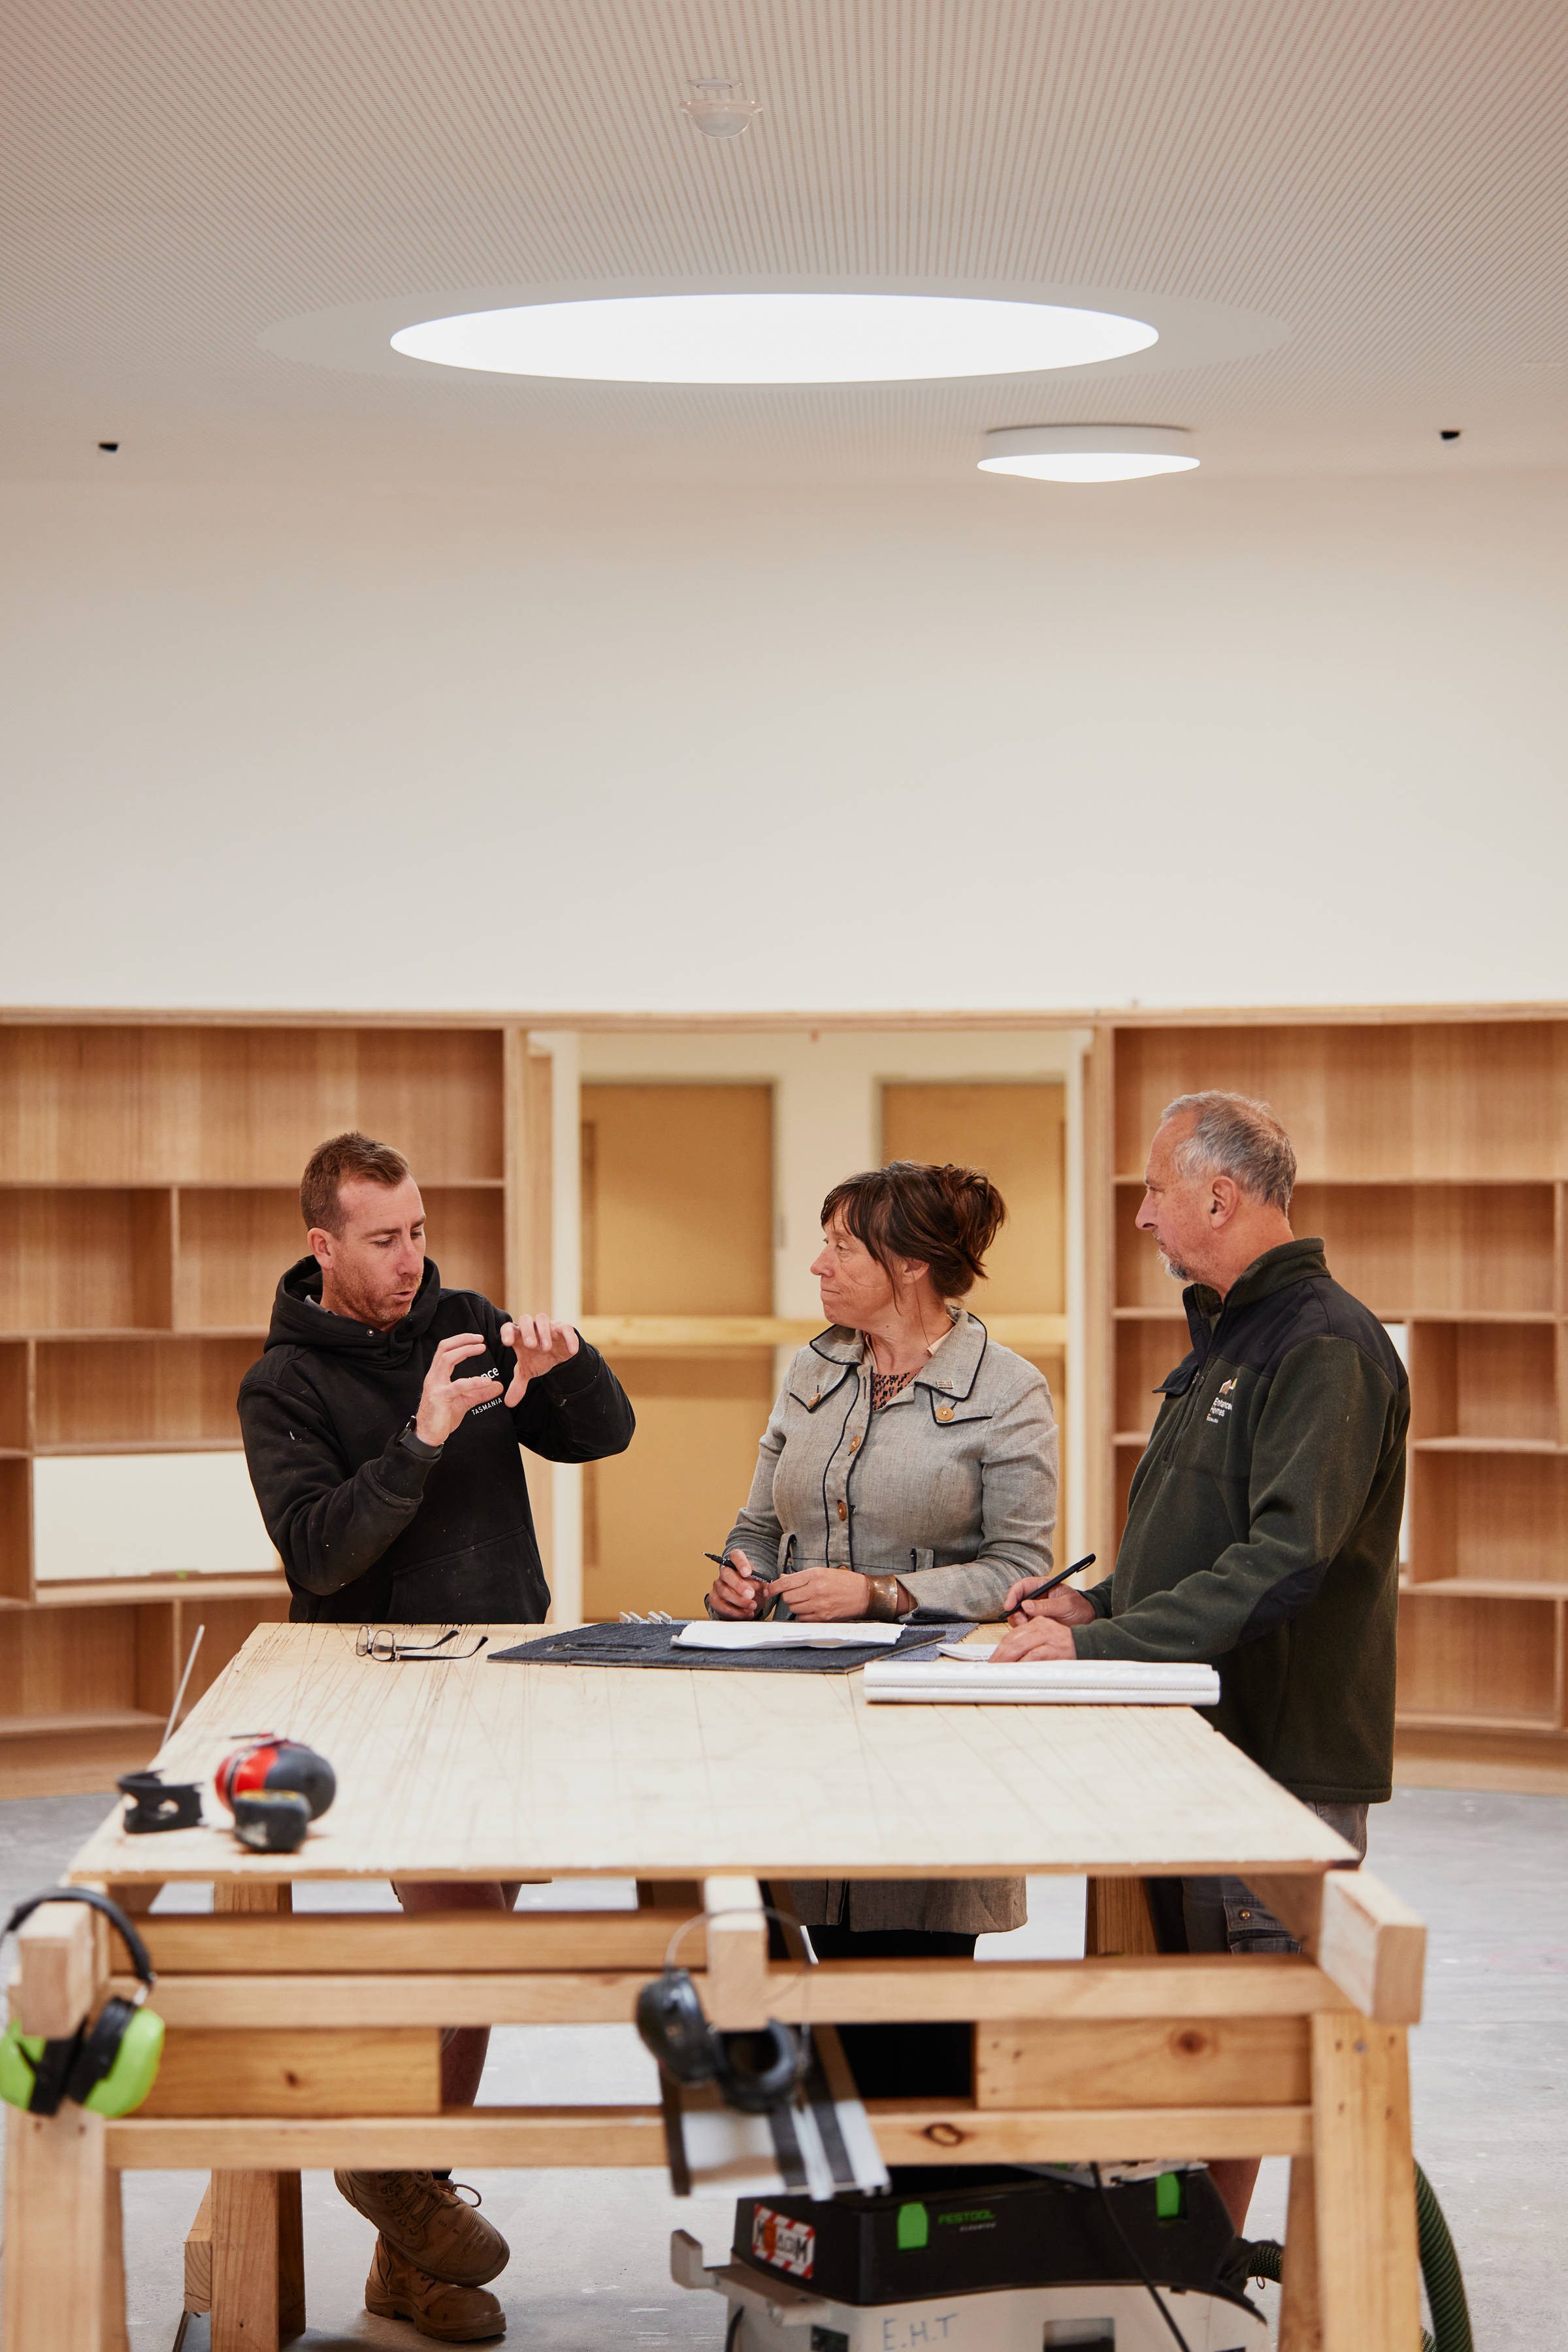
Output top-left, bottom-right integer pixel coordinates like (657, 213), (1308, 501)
(389, 293), (1158, 385)
(978, 423), (1198, 482)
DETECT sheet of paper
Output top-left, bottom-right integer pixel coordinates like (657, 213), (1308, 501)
(674, 1620), (906, 1650)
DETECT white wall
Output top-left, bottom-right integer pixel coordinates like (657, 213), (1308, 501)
(2, 467), (1564, 1016)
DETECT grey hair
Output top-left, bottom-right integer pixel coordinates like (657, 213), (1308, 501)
(1160, 1091), (1296, 1212)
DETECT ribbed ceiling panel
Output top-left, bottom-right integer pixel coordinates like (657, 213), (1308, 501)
(3, 0), (1565, 482)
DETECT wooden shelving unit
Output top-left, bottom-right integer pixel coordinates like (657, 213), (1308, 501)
(1090, 1013), (1568, 1793)
(0, 1017), (548, 1797)
(8, 1004), (1562, 1798)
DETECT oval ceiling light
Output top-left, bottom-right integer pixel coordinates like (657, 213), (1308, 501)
(979, 423), (1197, 482)
(389, 294), (1157, 385)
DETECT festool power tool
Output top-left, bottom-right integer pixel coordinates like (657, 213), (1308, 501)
(674, 2163), (1268, 2351)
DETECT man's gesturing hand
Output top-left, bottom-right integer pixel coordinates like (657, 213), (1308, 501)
(415, 1333), (505, 1447)
(500, 1315), (580, 1405)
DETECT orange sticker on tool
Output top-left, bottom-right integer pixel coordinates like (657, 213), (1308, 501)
(751, 2205), (816, 2278)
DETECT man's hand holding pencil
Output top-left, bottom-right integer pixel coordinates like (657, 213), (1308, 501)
(992, 1552), (1099, 1663)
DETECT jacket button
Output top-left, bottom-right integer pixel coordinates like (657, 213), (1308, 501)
(837, 1501), (847, 1522)
(936, 1404), (954, 1422)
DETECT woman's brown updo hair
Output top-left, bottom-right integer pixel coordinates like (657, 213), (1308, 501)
(819, 1161), (1006, 1299)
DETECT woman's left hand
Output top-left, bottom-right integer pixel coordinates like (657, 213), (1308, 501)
(774, 1567), (872, 1621)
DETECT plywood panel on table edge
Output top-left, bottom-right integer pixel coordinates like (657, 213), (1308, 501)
(66, 1621), (1355, 1887)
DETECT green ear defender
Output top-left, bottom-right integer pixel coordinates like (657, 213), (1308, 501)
(1, 1888), (165, 2119)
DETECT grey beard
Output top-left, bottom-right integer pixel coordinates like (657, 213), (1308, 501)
(1158, 1248), (1196, 1283)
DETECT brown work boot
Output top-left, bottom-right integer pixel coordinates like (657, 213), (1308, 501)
(365, 2236), (505, 2341)
(335, 2170), (508, 2285)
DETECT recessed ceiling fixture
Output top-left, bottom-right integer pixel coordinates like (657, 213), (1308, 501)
(681, 79), (763, 138)
(389, 295), (1157, 385)
(979, 423), (1197, 482)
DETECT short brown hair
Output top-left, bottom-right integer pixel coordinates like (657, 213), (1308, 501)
(301, 1132), (411, 1235)
(819, 1161), (1006, 1299)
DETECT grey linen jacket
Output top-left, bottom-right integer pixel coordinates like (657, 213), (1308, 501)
(723, 1309), (1057, 1936)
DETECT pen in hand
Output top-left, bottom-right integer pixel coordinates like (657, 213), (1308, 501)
(1011, 1554), (1096, 1606)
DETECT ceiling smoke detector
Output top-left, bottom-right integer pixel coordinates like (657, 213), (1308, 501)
(681, 79), (762, 138)
(979, 423), (1198, 483)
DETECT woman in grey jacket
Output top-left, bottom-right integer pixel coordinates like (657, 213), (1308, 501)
(708, 1160), (1058, 2089)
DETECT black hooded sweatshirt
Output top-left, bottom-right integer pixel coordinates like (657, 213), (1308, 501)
(238, 1256), (634, 1624)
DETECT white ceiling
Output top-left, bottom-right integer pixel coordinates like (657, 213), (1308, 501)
(5, 0), (1567, 488)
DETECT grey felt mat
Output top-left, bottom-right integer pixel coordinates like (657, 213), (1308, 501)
(489, 1620), (975, 1673)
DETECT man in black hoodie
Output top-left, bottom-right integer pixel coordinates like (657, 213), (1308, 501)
(238, 1129), (634, 2340)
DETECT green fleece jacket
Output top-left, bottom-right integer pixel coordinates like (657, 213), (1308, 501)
(1074, 1238), (1408, 1804)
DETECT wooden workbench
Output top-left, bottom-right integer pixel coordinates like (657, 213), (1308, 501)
(5, 1623), (1426, 2351)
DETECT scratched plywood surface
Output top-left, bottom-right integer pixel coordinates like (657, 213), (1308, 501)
(69, 1624), (1352, 1886)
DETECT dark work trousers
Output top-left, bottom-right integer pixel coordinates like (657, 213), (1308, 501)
(1145, 1800), (1370, 1953)
(803, 1926), (977, 2099)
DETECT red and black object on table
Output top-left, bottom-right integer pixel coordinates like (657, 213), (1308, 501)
(214, 1735), (336, 1822)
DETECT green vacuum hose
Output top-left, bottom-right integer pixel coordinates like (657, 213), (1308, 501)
(1239, 2162), (1471, 2352)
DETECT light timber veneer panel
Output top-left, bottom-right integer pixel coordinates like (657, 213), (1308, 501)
(0, 1025), (505, 1186)
(1409, 1454), (1568, 1586)
(1115, 1180), (1554, 1316)
(1114, 1021), (1568, 1182)
(580, 1083), (772, 1618)
(1410, 1320), (1560, 1446)
(69, 1622), (1355, 1889)
(1395, 1593), (1558, 1727)
(33, 1335), (263, 1448)
(0, 1189), (174, 1331)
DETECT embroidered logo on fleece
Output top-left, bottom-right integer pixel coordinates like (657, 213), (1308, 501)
(464, 1361), (504, 1414)
(1206, 1375), (1239, 1426)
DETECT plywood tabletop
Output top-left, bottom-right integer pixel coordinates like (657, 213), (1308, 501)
(68, 1624), (1354, 1886)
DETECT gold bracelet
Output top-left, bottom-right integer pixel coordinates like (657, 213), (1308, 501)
(864, 1574), (909, 1623)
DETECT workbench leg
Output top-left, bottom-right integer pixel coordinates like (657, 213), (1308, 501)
(277, 2170), (306, 2336)
(636, 1878), (702, 1915)
(1310, 2013), (1420, 2351)
(102, 2167), (129, 2352)
(184, 2183), (213, 2315)
(1277, 2154), (1322, 2352)
(211, 2172), (279, 2352)
(3, 2102), (109, 2352)
(207, 1881), (304, 2350)
(1083, 1876), (1158, 1955)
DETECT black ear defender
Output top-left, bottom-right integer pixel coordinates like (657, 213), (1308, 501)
(636, 1909), (808, 2116)
(0, 1888), (165, 2119)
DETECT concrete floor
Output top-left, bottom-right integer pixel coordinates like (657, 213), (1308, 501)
(2, 1786), (1561, 2349)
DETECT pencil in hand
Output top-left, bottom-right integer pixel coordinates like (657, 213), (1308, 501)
(1011, 1554), (1096, 1607)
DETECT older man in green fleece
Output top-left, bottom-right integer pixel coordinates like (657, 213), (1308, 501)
(996, 1088), (1409, 2229)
